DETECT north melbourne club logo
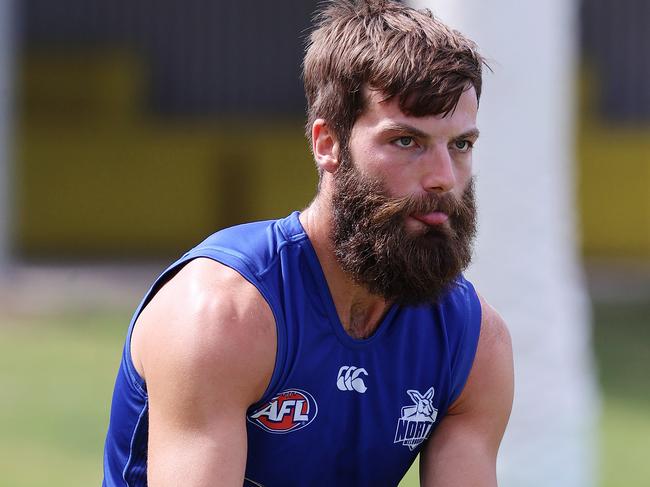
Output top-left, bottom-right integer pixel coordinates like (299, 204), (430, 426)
(394, 387), (438, 451)
(247, 389), (318, 434)
(336, 366), (368, 393)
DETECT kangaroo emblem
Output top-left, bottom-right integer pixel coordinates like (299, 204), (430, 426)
(402, 389), (436, 421)
(394, 387), (438, 450)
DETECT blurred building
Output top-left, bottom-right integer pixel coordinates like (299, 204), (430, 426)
(14, 0), (319, 260)
(8, 0), (650, 262)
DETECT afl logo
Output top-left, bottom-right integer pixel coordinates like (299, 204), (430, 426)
(247, 389), (318, 434)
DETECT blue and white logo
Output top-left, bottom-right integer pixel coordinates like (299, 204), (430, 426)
(336, 366), (368, 393)
(394, 387), (438, 450)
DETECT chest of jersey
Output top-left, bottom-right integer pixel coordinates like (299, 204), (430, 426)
(243, 259), (455, 487)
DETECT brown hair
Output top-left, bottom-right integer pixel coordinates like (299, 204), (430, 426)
(303, 0), (487, 153)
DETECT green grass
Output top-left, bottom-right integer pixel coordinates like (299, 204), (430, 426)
(0, 302), (648, 486)
(593, 302), (650, 487)
(600, 397), (650, 486)
(0, 312), (130, 487)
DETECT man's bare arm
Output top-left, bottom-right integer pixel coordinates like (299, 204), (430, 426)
(130, 258), (277, 486)
(420, 295), (514, 486)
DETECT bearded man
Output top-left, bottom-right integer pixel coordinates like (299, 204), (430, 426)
(103, 1), (513, 486)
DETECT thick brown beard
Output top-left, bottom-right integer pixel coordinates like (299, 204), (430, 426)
(331, 151), (477, 305)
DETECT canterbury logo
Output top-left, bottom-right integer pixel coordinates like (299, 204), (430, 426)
(336, 366), (368, 393)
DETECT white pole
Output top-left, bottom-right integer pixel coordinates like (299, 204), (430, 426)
(409, 1), (599, 486)
(0, 0), (14, 272)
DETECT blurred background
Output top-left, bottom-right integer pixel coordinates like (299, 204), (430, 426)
(0, 0), (648, 486)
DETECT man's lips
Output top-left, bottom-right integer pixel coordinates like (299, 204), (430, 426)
(411, 212), (449, 226)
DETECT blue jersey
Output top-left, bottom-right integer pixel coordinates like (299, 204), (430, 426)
(103, 211), (481, 487)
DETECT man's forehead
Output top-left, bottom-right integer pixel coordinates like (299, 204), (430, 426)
(358, 87), (479, 134)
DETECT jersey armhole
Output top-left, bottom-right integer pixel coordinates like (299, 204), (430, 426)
(446, 279), (482, 406)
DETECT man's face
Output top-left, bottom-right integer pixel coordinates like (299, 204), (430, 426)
(330, 88), (479, 305)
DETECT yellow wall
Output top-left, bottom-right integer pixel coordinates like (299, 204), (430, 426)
(577, 72), (650, 258)
(16, 51), (316, 258)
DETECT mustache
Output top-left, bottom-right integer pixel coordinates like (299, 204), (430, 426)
(370, 178), (476, 225)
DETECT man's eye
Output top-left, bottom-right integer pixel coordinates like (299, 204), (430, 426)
(453, 140), (473, 152)
(395, 137), (415, 148)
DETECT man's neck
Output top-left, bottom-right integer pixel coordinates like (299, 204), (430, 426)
(299, 198), (391, 339)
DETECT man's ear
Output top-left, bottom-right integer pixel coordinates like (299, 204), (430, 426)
(312, 119), (340, 174)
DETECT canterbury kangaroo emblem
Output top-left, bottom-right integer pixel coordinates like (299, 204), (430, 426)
(336, 366), (368, 393)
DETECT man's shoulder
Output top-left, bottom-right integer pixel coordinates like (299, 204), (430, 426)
(444, 290), (513, 419)
(128, 215), (304, 393)
(131, 258), (277, 401)
(455, 288), (511, 371)
(475, 293), (511, 356)
(143, 257), (276, 348)
(168, 257), (273, 318)
(446, 278), (510, 341)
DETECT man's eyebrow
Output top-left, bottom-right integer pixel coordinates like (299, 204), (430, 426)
(456, 128), (480, 140)
(380, 122), (429, 139)
(379, 122), (480, 141)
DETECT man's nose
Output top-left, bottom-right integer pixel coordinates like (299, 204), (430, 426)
(420, 145), (456, 193)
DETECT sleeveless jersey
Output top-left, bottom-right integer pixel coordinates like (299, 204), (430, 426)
(103, 211), (481, 487)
